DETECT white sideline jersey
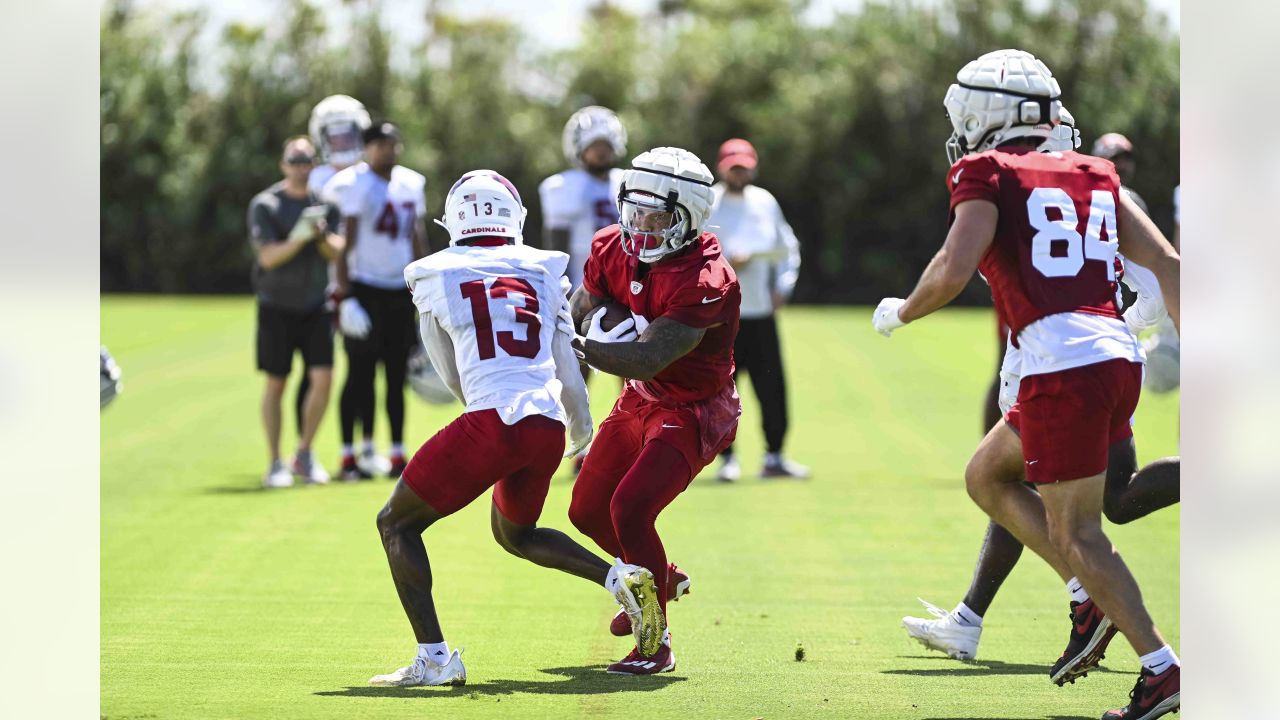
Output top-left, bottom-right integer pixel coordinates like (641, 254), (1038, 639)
(308, 163), (340, 197)
(405, 244), (572, 426)
(327, 162), (427, 289)
(538, 168), (623, 288)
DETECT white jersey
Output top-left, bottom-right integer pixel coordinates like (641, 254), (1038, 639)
(538, 168), (623, 289)
(326, 162), (427, 289)
(307, 163), (340, 197)
(404, 244), (572, 426)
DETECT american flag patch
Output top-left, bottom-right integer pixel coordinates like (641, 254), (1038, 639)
(463, 193), (477, 202)
(497, 208), (511, 217)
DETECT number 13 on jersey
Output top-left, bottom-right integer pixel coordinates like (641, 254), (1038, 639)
(459, 278), (542, 360)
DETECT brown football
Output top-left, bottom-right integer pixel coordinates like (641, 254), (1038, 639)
(580, 302), (632, 335)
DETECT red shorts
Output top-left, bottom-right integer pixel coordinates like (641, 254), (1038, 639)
(590, 381), (741, 478)
(1007, 359), (1142, 484)
(401, 409), (566, 525)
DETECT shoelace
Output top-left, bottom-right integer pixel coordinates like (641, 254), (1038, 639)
(916, 598), (950, 619)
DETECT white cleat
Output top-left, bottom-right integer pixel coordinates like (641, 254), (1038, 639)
(263, 461), (294, 489)
(716, 456), (741, 483)
(291, 454), (330, 485)
(902, 598), (981, 660)
(369, 648), (466, 687)
(358, 450), (392, 477)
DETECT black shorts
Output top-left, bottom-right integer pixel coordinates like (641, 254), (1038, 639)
(344, 282), (417, 357)
(256, 302), (335, 376)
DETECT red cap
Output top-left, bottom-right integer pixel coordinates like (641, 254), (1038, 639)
(717, 138), (758, 173)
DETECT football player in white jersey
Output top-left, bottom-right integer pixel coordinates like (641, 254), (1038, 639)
(368, 170), (660, 687)
(538, 105), (627, 291)
(328, 121), (429, 480)
(307, 94), (371, 196)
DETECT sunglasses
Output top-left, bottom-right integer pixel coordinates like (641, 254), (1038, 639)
(285, 155), (315, 165)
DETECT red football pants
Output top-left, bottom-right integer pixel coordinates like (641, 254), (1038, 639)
(569, 439), (693, 616)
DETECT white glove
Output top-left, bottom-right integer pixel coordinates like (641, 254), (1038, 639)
(630, 312), (650, 336)
(585, 309), (637, 344)
(339, 297), (372, 339)
(997, 369), (1021, 416)
(565, 418), (593, 459)
(872, 297), (907, 337)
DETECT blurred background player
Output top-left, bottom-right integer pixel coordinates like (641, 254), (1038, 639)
(539, 105), (627, 291)
(248, 136), (342, 488)
(305, 94), (387, 471)
(539, 105), (628, 472)
(873, 50), (1181, 720)
(371, 170), (655, 686)
(569, 146), (741, 674)
(1091, 132), (1179, 395)
(708, 138), (808, 481)
(101, 346), (123, 410)
(328, 121), (428, 480)
(307, 94), (371, 196)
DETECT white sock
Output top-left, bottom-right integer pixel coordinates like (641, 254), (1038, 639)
(341, 444), (354, 459)
(391, 442), (405, 457)
(1138, 645), (1179, 675)
(1066, 577), (1089, 604)
(765, 451), (782, 465)
(952, 602), (983, 628)
(418, 641), (449, 664)
(362, 439), (375, 455)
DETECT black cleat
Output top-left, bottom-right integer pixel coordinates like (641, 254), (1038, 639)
(1101, 665), (1180, 720)
(1050, 598), (1118, 685)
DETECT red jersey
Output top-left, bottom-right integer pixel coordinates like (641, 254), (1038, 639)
(948, 146), (1123, 345)
(583, 226), (740, 403)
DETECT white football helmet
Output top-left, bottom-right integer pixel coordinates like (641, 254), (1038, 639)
(562, 106), (627, 169)
(309, 95), (372, 168)
(100, 346), (123, 410)
(944, 49), (1064, 165)
(617, 147), (715, 264)
(436, 170), (527, 246)
(1040, 106), (1081, 153)
(407, 346), (456, 405)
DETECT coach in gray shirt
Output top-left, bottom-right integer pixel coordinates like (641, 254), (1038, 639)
(249, 136), (342, 488)
(709, 138), (809, 481)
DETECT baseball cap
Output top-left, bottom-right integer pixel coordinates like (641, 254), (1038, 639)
(1091, 132), (1134, 159)
(717, 138), (758, 173)
(363, 120), (402, 144)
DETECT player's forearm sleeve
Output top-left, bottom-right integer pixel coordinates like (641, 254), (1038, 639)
(420, 314), (465, 403)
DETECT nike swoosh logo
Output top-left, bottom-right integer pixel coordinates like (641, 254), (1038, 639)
(1026, 460), (1038, 465)
(701, 296), (720, 304)
(952, 168), (964, 184)
(661, 424), (682, 429)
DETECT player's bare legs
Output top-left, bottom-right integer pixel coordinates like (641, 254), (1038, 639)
(262, 375), (287, 464)
(297, 366), (331, 454)
(1104, 442), (1179, 525)
(376, 480), (448, 644)
(490, 504), (610, 584)
(1039, 476), (1165, 655)
(964, 421), (1072, 582)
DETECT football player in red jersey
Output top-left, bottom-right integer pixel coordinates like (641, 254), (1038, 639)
(567, 146), (742, 675)
(873, 50), (1180, 720)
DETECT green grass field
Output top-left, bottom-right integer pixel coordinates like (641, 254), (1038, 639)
(101, 296), (1179, 720)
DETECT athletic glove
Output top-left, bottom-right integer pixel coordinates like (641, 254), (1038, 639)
(339, 297), (372, 339)
(872, 297), (907, 337)
(585, 310), (637, 344)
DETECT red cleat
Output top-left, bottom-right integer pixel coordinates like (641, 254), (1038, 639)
(606, 642), (676, 675)
(1101, 665), (1180, 720)
(1050, 598), (1119, 685)
(610, 563), (691, 636)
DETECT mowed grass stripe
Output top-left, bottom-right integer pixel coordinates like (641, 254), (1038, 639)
(102, 297), (1178, 719)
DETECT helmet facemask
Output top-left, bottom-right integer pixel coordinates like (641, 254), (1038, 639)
(618, 190), (692, 264)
